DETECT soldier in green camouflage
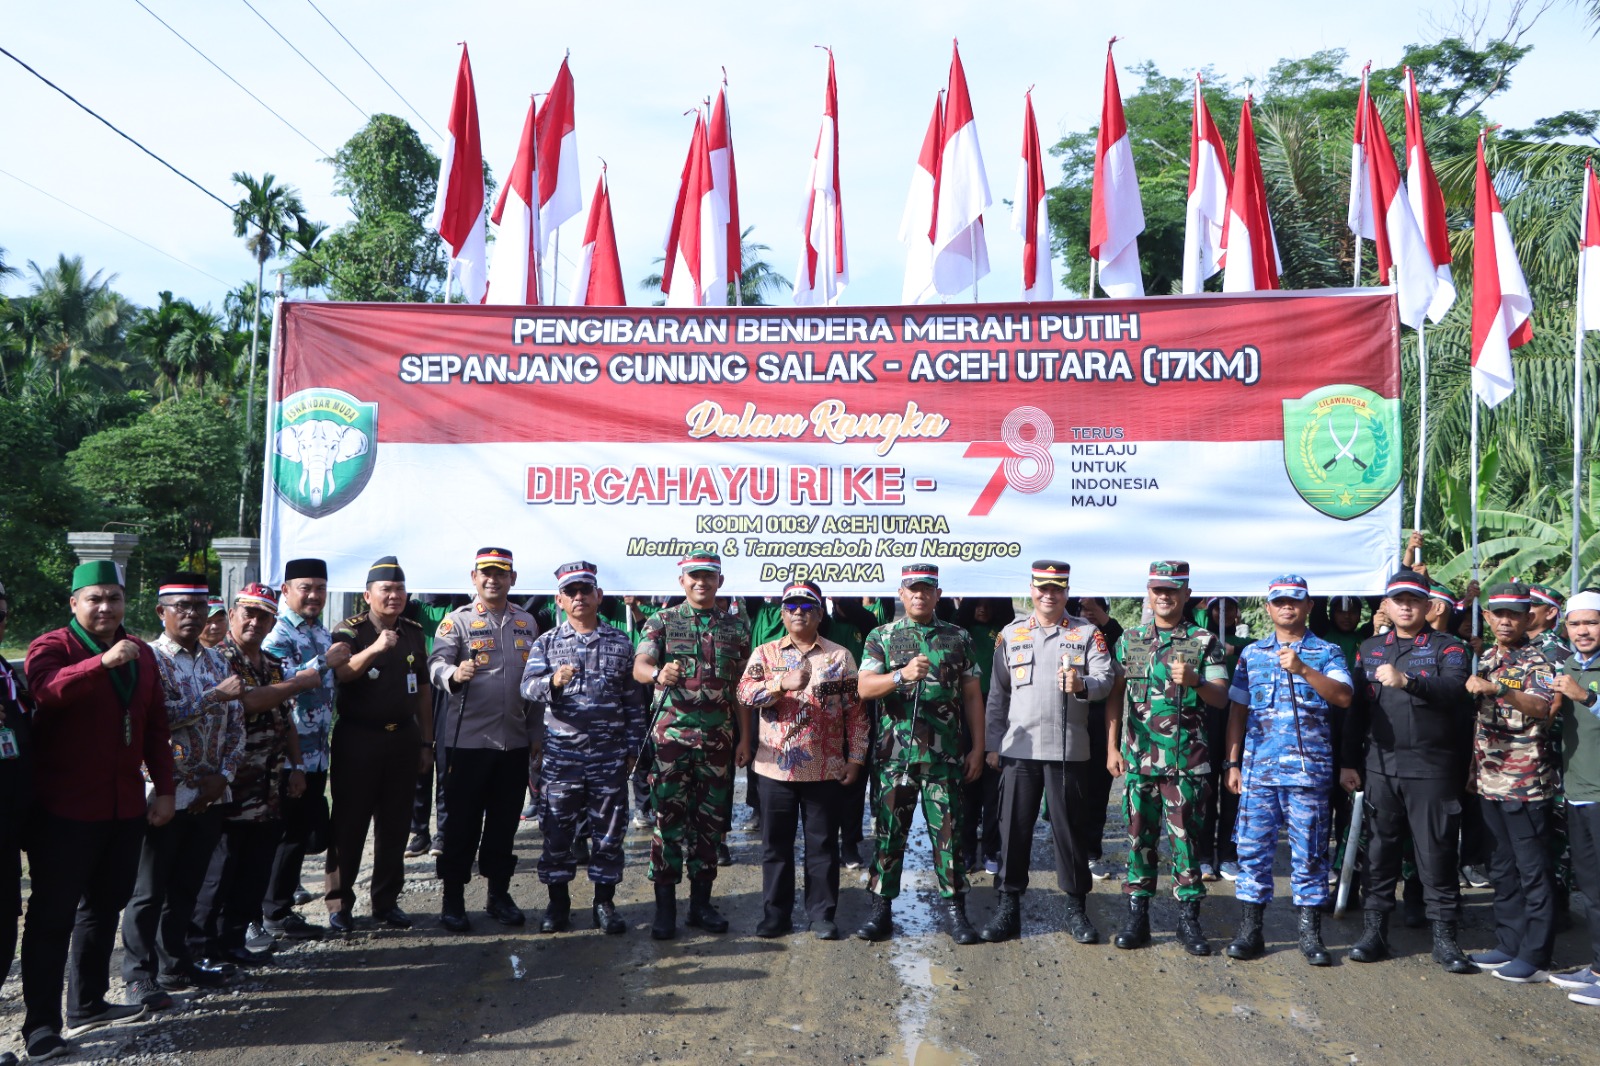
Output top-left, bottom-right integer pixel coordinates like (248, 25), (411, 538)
(633, 551), (752, 940)
(1108, 561), (1231, 955)
(853, 564), (986, 945)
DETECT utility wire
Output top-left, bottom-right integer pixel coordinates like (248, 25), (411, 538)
(304, 0), (442, 141)
(0, 167), (232, 286)
(130, 0), (330, 157)
(238, 0), (367, 120)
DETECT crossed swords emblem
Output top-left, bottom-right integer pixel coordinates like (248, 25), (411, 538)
(1321, 417), (1367, 471)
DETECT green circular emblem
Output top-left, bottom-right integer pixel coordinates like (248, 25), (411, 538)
(1282, 384), (1400, 520)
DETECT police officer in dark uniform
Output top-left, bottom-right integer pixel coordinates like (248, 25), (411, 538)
(1341, 569), (1476, 973)
(325, 557), (434, 933)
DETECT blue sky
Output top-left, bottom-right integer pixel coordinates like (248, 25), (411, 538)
(2, 0), (1593, 312)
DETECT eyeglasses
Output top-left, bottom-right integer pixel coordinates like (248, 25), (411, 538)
(562, 583), (597, 597)
(781, 602), (819, 613)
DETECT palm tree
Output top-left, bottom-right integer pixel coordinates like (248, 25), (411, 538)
(284, 217), (329, 297)
(22, 255), (128, 396)
(126, 291), (190, 400)
(169, 303), (235, 394)
(637, 226), (790, 306)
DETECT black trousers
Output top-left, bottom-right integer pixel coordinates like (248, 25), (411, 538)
(757, 775), (843, 924)
(1083, 706), (1114, 861)
(264, 768), (327, 921)
(121, 807), (223, 983)
(839, 763), (868, 849)
(20, 813), (144, 1035)
(436, 746), (529, 887)
(996, 757), (1096, 896)
(411, 687), (452, 838)
(1360, 771), (1462, 920)
(193, 818), (281, 955)
(1481, 797), (1556, 968)
(2, 817), (19, 997)
(1565, 801), (1600, 969)
(1200, 704), (1239, 865)
(959, 764), (1004, 865)
(325, 721), (419, 914)
(1459, 791), (1490, 867)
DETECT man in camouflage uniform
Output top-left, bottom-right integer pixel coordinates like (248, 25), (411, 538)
(1223, 575), (1353, 966)
(854, 564), (985, 945)
(979, 561), (1114, 946)
(521, 561), (645, 935)
(1528, 583), (1574, 915)
(1464, 582), (1562, 982)
(1107, 561), (1230, 955)
(633, 551), (751, 939)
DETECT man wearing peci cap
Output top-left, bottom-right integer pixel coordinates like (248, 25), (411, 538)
(20, 561), (174, 1060)
(1548, 591), (1600, 1004)
(1463, 581), (1562, 982)
(426, 549), (541, 933)
(979, 561), (1114, 945)
(855, 564), (986, 945)
(1223, 575), (1353, 966)
(1341, 569), (1477, 973)
(324, 557), (434, 933)
(1104, 561), (1231, 955)
(522, 562), (647, 935)
(633, 551), (752, 939)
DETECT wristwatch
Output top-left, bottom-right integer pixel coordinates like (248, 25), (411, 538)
(650, 666), (661, 682)
(892, 669), (905, 688)
(1223, 760), (1242, 770)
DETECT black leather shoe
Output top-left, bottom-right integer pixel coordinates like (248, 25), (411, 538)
(1297, 906), (1332, 967)
(980, 891), (1022, 943)
(812, 919), (840, 940)
(487, 890), (527, 927)
(754, 916), (793, 938)
(651, 882), (677, 940)
(440, 908), (472, 934)
(328, 911), (355, 935)
(1113, 895), (1151, 950)
(376, 907), (414, 929)
(716, 842), (734, 866)
(1348, 910), (1390, 963)
(1226, 901), (1265, 960)
(220, 946), (273, 967)
(1064, 894), (1099, 945)
(685, 880), (729, 933)
(854, 894), (893, 941)
(593, 900), (627, 935)
(943, 897), (981, 946)
(540, 898), (571, 934)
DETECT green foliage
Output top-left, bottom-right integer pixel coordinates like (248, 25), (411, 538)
(0, 398), (82, 639)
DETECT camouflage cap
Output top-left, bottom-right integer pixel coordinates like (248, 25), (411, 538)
(679, 550), (721, 575)
(554, 561), (598, 590)
(901, 564), (939, 588)
(1483, 581), (1532, 613)
(1529, 583), (1564, 609)
(1147, 561), (1190, 590)
(1266, 574), (1310, 602)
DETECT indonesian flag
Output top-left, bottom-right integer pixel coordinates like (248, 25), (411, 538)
(1089, 39), (1145, 298)
(1404, 67), (1456, 322)
(571, 168), (624, 306)
(1221, 94), (1281, 292)
(486, 98), (540, 306)
(432, 44), (487, 303)
(1011, 89), (1052, 301)
(1352, 69), (1437, 328)
(1582, 159), (1600, 333)
(1347, 67), (1376, 253)
(931, 40), (990, 297)
(794, 49), (847, 306)
(1182, 75), (1231, 294)
(1470, 133), (1533, 408)
(898, 92), (943, 304)
(662, 110), (727, 306)
(534, 56), (581, 262)
(709, 85), (742, 299)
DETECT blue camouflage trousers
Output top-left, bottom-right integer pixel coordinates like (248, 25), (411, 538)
(538, 747), (630, 886)
(1234, 783), (1331, 906)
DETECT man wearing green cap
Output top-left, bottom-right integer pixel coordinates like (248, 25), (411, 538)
(20, 561), (175, 1059)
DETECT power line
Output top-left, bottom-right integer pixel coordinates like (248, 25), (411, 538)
(0, 168), (233, 287)
(129, 0), (330, 157)
(303, 0), (442, 141)
(237, 0), (367, 121)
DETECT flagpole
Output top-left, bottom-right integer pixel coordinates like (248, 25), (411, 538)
(1470, 394), (1482, 664)
(1352, 236), (1362, 287)
(551, 230), (561, 306)
(1574, 255), (1587, 595)
(1088, 258), (1098, 299)
(1413, 324), (1429, 553)
(530, 94), (545, 306)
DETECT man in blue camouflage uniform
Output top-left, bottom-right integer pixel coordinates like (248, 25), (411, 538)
(1223, 574), (1353, 966)
(521, 561), (645, 935)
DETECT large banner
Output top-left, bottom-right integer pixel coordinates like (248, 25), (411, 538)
(261, 291), (1402, 595)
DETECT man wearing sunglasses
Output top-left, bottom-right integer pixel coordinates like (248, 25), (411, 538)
(521, 561), (645, 935)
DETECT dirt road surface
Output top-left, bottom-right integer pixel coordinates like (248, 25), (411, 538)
(5, 778), (1599, 1065)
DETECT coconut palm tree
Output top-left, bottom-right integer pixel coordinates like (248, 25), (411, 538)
(637, 226), (790, 306)
(169, 303), (235, 394)
(22, 255), (128, 396)
(126, 291), (190, 400)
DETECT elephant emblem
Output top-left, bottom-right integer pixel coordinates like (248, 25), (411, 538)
(276, 419), (370, 507)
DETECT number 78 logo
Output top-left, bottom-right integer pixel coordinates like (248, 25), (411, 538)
(961, 406), (1056, 516)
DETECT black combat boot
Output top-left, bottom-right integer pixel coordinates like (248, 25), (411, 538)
(1113, 895), (1150, 950)
(1064, 894), (1099, 944)
(1431, 920), (1479, 974)
(1226, 901), (1266, 959)
(592, 882), (626, 935)
(980, 891), (1022, 943)
(943, 896), (980, 945)
(1175, 899), (1211, 956)
(1348, 909), (1390, 963)
(685, 879), (728, 933)
(1297, 906), (1331, 966)
(439, 882), (471, 934)
(855, 894), (893, 941)
(486, 879), (525, 927)
(650, 881), (677, 940)
(539, 883), (570, 933)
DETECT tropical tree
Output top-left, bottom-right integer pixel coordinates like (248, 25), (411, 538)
(126, 291), (190, 400)
(637, 226), (790, 306)
(20, 255), (129, 396)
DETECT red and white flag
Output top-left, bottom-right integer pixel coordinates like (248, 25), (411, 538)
(794, 49), (847, 306)
(534, 56), (582, 264)
(1581, 159), (1600, 332)
(1347, 67), (1376, 254)
(486, 98), (540, 306)
(662, 109), (726, 307)
(1470, 133), (1533, 408)
(571, 168), (625, 306)
(1404, 67), (1456, 322)
(1351, 69), (1437, 328)
(1089, 39), (1145, 298)
(709, 84), (742, 299)
(899, 92), (943, 304)
(1182, 75), (1232, 294)
(931, 40), (990, 297)
(1011, 89), (1052, 301)
(432, 43), (488, 303)
(1221, 94), (1281, 292)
